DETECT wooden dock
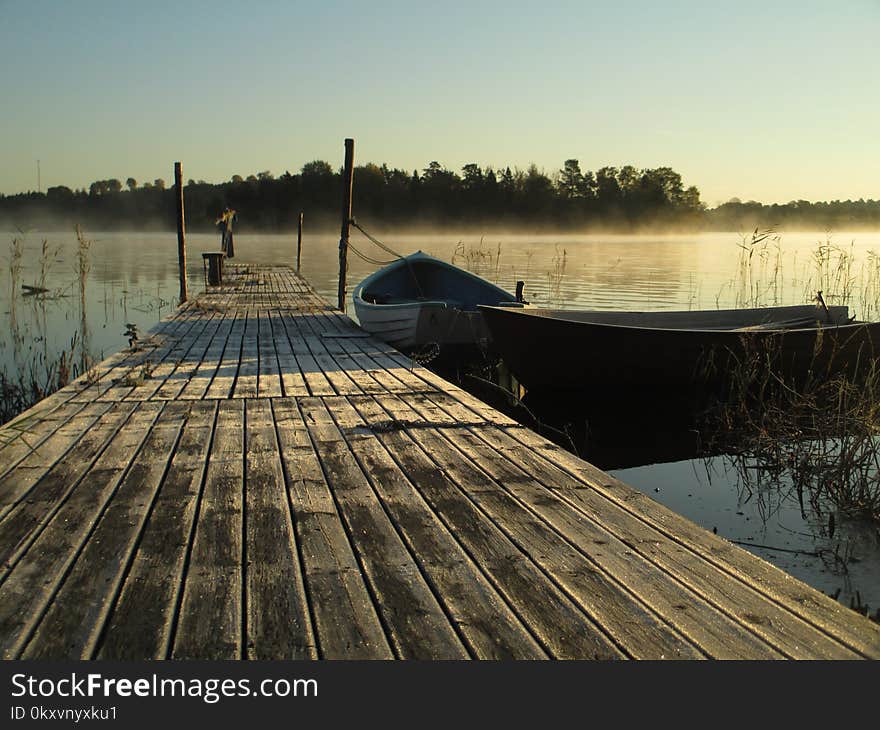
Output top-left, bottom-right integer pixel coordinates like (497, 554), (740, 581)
(0, 263), (877, 659)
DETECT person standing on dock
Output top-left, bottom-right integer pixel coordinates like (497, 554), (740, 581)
(217, 207), (237, 258)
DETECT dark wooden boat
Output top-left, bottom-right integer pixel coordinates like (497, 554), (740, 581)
(479, 303), (880, 394)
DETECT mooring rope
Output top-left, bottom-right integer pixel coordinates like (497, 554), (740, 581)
(346, 240), (398, 267)
(349, 218), (427, 300)
(350, 219), (405, 260)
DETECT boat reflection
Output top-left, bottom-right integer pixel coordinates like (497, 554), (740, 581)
(446, 362), (718, 470)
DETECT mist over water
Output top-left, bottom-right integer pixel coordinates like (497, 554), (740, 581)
(6, 228), (880, 359)
(3, 227), (880, 616)
(319, 229), (880, 316)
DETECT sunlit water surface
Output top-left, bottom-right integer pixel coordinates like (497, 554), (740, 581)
(2, 229), (879, 617)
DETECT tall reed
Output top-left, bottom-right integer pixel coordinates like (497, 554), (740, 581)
(1, 230), (96, 427)
(734, 228), (782, 308)
(0, 331), (81, 425)
(702, 232), (880, 524)
(8, 238), (23, 349)
(547, 245), (567, 305)
(703, 361), (880, 524)
(452, 237), (504, 282)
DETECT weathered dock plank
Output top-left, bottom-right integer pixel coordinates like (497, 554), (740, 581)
(0, 401), (164, 658)
(171, 399), (244, 659)
(21, 401), (187, 659)
(0, 262), (877, 660)
(97, 400), (217, 659)
(440, 390), (880, 658)
(0, 401), (92, 480)
(334, 395), (550, 659)
(243, 399), (315, 659)
(0, 401), (114, 509)
(375, 392), (701, 659)
(0, 402), (141, 545)
(272, 398), (393, 659)
(300, 396), (470, 659)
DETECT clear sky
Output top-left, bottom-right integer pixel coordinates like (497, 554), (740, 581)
(1, 0), (877, 205)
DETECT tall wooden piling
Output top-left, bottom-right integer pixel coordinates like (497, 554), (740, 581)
(296, 212), (304, 272)
(337, 138), (355, 311)
(174, 162), (187, 304)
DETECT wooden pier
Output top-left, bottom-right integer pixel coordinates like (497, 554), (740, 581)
(0, 264), (878, 659)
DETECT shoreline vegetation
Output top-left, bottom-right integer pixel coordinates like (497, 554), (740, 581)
(3, 160), (880, 233)
(1, 228), (96, 425)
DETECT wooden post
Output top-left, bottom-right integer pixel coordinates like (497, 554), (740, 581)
(338, 138), (354, 311)
(174, 161), (187, 304)
(296, 211), (304, 272)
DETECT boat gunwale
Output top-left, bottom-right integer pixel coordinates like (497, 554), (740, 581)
(353, 251), (516, 313)
(478, 304), (867, 336)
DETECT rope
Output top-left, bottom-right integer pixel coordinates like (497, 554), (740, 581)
(349, 218), (426, 299)
(351, 219), (405, 260)
(347, 240), (398, 267)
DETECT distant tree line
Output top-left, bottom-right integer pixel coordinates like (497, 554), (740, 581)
(1, 160), (877, 232)
(708, 198), (880, 231)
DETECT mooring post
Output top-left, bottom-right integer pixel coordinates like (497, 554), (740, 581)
(174, 161), (187, 304)
(338, 138), (355, 311)
(297, 211), (304, 272)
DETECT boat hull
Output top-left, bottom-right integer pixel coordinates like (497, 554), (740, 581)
(353, 251), (518, 358)
(353, 301), (493, 352)
(479, 305), (880, 395)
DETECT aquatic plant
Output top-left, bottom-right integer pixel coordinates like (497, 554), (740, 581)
(8, 238), (24, 347)
(735, 227), (782, 308)
(547, 245), (567, 305)
(1, 231), (97, 426)
(9, 237), (23, 299)
(451, 237), (504, 282)
(698, 330), (880, 526)
(701, 231), (880, 527)
(0, 331), (79, 425)
(727, 229), (880, 322)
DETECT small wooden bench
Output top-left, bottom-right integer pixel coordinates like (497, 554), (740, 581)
(201, 251), (225, 286)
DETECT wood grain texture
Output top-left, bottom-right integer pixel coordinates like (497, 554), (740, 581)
(171, 399), (244, 659)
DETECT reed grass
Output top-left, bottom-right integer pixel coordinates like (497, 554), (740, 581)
(547, 246), (568, 305)
(702, 357), (880, 522)
(8, 238), (23, 347)
(9, 237), (23, 299)
(735, 228), (782, 308)
(0, 331), (81, 425)
(36, 238), (63, 295)
(451, 236), (504, 279)
(1, 230), (97, 426)
(702, 231), (880, 525)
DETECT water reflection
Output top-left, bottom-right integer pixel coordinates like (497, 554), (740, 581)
(616, 453), (880, 620)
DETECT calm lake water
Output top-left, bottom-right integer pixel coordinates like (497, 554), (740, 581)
(2, 228), (880, 617)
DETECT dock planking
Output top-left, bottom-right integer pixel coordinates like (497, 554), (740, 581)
(0, 263), (878, 660)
